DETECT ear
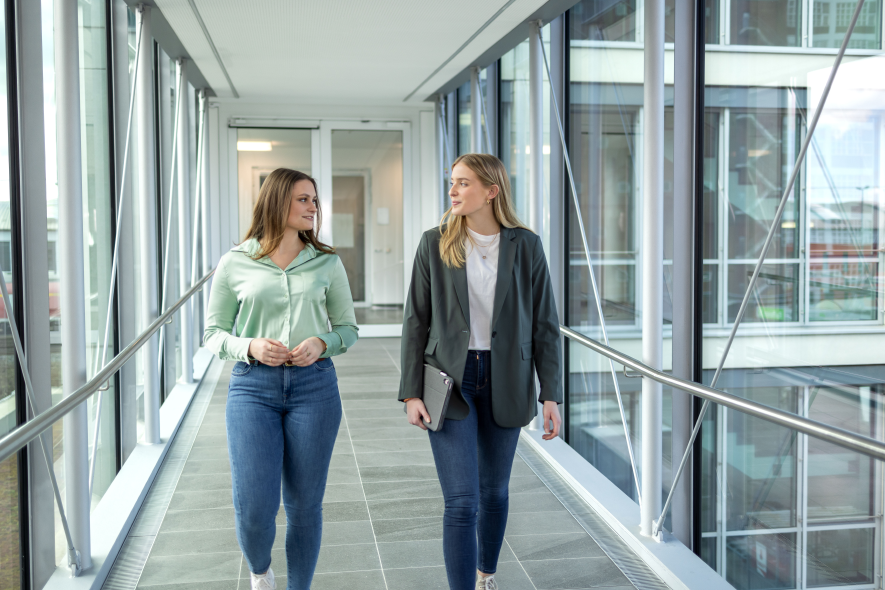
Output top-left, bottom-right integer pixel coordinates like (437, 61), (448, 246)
(487, 184), (500, 200)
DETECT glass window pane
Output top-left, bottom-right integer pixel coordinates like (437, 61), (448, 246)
(812, 0), (882, 48)
(727, 263), (800, 323)
(809, 259), (878, 321)
(727, 107), (800, 260)
(806, 528), (874, 586)
(569, 263), (636, 328)
(500, 41), (531, 222)
(702, 263), (719, 323)
(730, 0), (802, 46)
(457, 81), (470, 156)
(569, 0), (636, 42)
(726, 534), (797, 589)
(726, 388), (798, 531)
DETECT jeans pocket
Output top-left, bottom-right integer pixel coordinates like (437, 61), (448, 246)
(313, 358), (335, 372)
(231, 361), (253, 377)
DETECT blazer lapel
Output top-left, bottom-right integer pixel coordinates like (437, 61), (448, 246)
(452, 264), (471, 325)
(491, 228), (517, 329)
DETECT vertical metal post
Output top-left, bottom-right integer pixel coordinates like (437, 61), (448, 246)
(484, 61), (498, 156)
(176, 60), (193, 383)
(670, 0), (698, 547)
(471, 67), (483, 153)
(641, 0), (665, 539)
(200, 92), (211, 321)
(15, 0), (58, 581)
(529, 20), (545, 236)
(55, 0), (92, 568)
(136, 4), (160, 444)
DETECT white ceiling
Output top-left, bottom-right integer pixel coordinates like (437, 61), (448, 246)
(152, 0), (553, 104)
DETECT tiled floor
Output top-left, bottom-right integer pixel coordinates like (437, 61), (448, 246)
(108, 338), (661, 590)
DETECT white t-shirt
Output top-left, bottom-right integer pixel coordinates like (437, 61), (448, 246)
(465, 227), (500, 350)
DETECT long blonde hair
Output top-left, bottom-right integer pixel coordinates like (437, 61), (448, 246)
(439, 153), (530, 268)
(242, 168), (334, 259)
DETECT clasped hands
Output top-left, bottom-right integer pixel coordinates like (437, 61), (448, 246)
(247, 337), (325, 367)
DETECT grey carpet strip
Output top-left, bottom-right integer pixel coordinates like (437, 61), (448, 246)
(102, 360), (226, 590)
(516, 438), (672, 590)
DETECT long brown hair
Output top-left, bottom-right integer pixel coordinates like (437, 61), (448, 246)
(439, 153), (530, 268)
(242, 168), (334, 259)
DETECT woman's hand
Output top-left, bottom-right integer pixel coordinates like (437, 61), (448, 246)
(288, 337), (325, 367)
(248, 338), (289, 366)
(406, 399), (432, 430)
(542, 400), (561, 440)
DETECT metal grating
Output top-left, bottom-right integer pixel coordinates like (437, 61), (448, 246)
(101, 360), (226, 590)
(516, 439), (672, 590)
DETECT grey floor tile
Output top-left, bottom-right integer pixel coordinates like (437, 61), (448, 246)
(487, 561), (536, 590)
(347, 417), (412, 430)
(181, 457), (231, 475)
(190, 433), (227, 448)
(355, 450), (436, 468)
(348, 426), (427, 442)
(368, 497), (445, 520)
(342, 399), (404, 410)
(508, 475), (552, 494)
(138, 551), (241, 586)
(384, 564), (449, 590)
(175, 473), (232, 492)
(149, 528), (239, 557)
(322, 483), (366, 503)
(358, 465), (439, 483)
(326, 466), (361, 485)
(372, 516), (443, 542)
(134, 582), (239, 590)
(520, 556), (631, 589)
(508, 490), (569, 514)
(377, 539), (517, 570)
(504, 511), (585, 536)
(328, 453), (357, 470)
(240, 543), (380, 577)
(505, 532), (605, 561)
(350, 438), (431, 454)
(338, 388), (399, 399)
(322, 500), (369, 522)
(344, 407), (409, 420)
(311, 569), (387, 590)
(363, 480), (442, 501)
(160, 507), (236, 533)
(321, 520), (377, 546)
(168, 489), (233, 511)
(510, 461), (538, 477)
(186, 446), (229, 462)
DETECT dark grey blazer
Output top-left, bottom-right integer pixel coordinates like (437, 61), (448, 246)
(399, 226), (562, 428)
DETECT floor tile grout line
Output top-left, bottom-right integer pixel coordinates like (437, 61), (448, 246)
(236, 554), (243, 590)
(340, 402), (391, 590)
(381, 345), (402, 374)
(505, 537), (539, 590)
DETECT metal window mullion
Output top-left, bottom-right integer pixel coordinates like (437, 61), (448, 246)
(176, 60), (193, 384)
(634, 105), (644, 334)
(720, 109), (729, 328)
(718, 403), (728, 575)
(803, 0), (812, 47)
(722, 0), (731, 45)
(799, 385), (809, 589)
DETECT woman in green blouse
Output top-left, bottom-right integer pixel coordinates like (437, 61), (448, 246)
(204, 168), (358, 590)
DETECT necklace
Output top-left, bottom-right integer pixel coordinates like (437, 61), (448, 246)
(472, 233), (499, 260)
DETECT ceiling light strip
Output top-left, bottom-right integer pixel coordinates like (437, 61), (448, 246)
(402, 0), (519, 102)
(186, 0), (240, 98)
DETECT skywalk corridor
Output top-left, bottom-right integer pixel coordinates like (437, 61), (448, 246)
(102, 338), (667, 590)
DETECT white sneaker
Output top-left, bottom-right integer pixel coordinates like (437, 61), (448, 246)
(251, 566), (276, 590)
(476, 573), (498, 590)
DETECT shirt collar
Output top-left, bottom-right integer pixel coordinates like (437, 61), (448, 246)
(233, 238), (318, 270)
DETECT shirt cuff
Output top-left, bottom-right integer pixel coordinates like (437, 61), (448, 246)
(232, 337), (254, 362)
(316, 333), (341, 358)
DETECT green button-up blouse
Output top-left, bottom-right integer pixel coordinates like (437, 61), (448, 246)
(203, 238), (359, 361)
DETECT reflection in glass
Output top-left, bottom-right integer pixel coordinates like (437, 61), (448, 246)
(569, 263), (636, 327)
(457, 81), (470, 157)
(727, 263), (800, 323)
(569, 0), (636, 42)
(812, 0), (882, 48)
(808, 259), (877, 321)
(726, 534), (797, 589)
(726, 388), (798, 531)
(730, 0), (801, 46)
(806, 528), (873, 586)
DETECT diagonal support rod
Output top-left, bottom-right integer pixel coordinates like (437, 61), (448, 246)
(88, 15), (144, 498)
(538, 28), (642, 503)
(0, 272), (82, 576)
(653, 0), (867, 538)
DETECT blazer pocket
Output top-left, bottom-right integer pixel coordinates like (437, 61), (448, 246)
(425, 337), (439, 355)
(520, 342), (533, 360)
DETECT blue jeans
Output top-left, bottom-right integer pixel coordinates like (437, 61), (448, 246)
(226, 358), (342, 590)
(428, 350), (521, 590)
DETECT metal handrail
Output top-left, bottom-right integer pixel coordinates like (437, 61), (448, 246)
(560, 325), (885, 462)
(0, 268), (216, 466)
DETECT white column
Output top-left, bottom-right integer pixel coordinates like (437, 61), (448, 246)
(641, 0), (665, 538)
(199, 92), (211, 324)
(528, 21), (545, 236)
(136, 5), (161, 444)
(470, 67), (482, 153)
(55, 0), (92, 568)
(177, 60), (194, 383)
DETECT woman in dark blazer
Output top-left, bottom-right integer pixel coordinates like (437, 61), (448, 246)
(400, 153), (562, 590)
